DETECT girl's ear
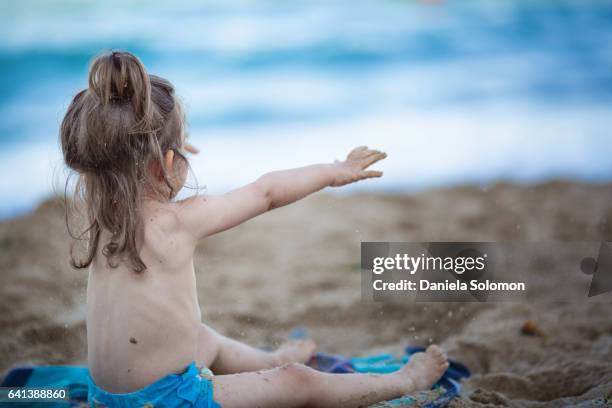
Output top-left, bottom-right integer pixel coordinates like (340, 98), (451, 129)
(164, 150), (175, 176)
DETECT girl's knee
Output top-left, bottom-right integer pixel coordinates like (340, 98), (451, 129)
(282, 363), (313, 379)
(280, 363), (317, 402)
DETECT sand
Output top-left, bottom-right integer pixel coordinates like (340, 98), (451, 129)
(1, 181), (611, 407)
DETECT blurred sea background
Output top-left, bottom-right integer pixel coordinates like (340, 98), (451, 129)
(1, 0), (612, 218)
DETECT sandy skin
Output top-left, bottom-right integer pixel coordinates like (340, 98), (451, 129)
(211, 345), (449, 408)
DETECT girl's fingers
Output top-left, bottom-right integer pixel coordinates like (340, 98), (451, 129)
(185, 143), (200, 154)
(361, 170), (383, 179)
(349, 146), (369, 158)
(362, 152), (387, 168)
(363, 149), (383, 161)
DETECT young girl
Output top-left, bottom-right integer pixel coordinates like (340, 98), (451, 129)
(61, 51), (449, 408)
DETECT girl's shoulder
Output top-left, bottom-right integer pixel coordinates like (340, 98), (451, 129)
(142, 200), (190, 238)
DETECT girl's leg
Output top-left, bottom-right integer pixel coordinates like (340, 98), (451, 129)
(197, 324), (315, 374)
(212, 346), (449, 408)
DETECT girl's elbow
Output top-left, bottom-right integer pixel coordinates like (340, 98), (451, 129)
(253, 176), (275, 211)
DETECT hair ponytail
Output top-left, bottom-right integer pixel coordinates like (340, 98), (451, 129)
(61, 50), (185, 273)
(88, 51), (154, 130)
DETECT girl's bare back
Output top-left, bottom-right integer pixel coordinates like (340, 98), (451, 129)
(87, 203), (200, 392)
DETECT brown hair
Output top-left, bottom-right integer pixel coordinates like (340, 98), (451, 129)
(61, 50), (186, 273)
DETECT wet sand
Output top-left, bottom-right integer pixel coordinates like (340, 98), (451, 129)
(1, 181), (611, 407)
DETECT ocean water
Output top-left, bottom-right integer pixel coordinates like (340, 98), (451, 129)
(1, 0), (612, 217)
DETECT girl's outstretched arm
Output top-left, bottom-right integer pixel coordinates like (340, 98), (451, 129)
(177, 146), (386, 239)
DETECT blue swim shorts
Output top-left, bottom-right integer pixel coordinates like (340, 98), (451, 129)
(88, 362), (221, 408)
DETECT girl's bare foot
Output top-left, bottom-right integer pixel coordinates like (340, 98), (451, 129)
(273, 339), (316, 365)
(397, 345), (449, 392)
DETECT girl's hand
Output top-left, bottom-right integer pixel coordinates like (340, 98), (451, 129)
(330, 146), (387, 187)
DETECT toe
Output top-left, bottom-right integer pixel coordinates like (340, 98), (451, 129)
(426, 345), (443, 355)
(426, 345), (446, 361)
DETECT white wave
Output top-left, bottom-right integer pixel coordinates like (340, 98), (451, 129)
(180, 105), (612, 196)
(2, 105), (610, 217)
